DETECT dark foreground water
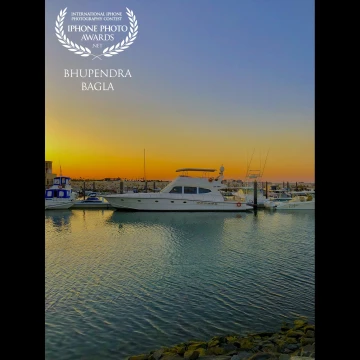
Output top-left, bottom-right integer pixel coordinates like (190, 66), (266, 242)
(45, 209), (315, 360)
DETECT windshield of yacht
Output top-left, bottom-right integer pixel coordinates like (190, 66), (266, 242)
(160, 183), (173, 193)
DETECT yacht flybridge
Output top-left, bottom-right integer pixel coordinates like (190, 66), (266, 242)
(104, 166), (253, 212)
(45, 176), (75, 210)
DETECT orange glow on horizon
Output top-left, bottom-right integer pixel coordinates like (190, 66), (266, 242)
(46, 97), (314, 183)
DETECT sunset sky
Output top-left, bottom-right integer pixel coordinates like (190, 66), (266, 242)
(45, 0), (314, 182)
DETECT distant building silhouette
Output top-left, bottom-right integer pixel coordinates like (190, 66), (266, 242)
(45, 161), (57, 186)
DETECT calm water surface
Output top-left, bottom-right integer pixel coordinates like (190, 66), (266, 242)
(45, 209), (315, 360)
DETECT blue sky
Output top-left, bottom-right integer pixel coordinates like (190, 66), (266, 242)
(46, 0), (314, 181)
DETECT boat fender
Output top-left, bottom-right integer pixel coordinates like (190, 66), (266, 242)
(236, 202), (241, 207)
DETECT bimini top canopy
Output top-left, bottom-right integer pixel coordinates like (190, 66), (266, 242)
(176, 168), (216, 172)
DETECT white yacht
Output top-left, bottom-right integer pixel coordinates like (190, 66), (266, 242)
(273, 191), (315, 210)
(104, 166), (253, 211)
(45, 176), (75, 210)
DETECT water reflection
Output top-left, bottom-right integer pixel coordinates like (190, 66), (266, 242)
(45, 210), (73, 230)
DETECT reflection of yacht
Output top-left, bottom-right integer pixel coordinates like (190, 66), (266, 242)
(104, 166), (253, 211)
(45, 209), (73, 227)
(45, 176), (75, 210)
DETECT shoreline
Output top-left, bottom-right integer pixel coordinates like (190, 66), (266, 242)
(128, 318), (315, 360)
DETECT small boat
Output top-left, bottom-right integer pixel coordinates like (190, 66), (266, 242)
(45, 176), (75, 210)
(104, 166), (253, 212)
(268, 189), (292, 202)
(273, 191), (315, 210)
(72, 193), (113, 209)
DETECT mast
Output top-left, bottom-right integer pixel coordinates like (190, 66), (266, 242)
(143, 149), (146, 181)
(260, 148), (270, 177)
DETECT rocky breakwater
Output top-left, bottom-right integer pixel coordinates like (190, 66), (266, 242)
(128, 319), (315, 360)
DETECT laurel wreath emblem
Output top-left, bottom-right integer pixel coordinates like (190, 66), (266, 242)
(55, 7), (138, 60)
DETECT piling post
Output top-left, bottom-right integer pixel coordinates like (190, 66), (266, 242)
(120, 181), (124, 194)
(265, 181), (268, 199)
(254, 180), (258, 207)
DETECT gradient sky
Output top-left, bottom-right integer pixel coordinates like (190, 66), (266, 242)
(45, 0), (314, 182)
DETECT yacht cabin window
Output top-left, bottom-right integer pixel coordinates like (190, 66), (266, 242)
(198, 188), (211, 194)
(169, 186), (183, 194)
(184, 186), (197, 194)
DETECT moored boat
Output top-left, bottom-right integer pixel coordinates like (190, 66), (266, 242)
(45, 176), (75, 210)
(104, 166), (253, 212)
(72, 192), (113, 209)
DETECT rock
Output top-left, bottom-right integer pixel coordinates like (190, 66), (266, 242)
(207, 346), (226, 355)
(285, 344), (299, 351)
(196, 357), (231, 360)
(284, 337), (297, 344)
(169, 346), (186, 356)
(303, 325), (315, 332)
(196, 348), (207, 357)
(184, 350), (200, 360)
(188, 343), (208, 351)
(289, 357), (314, 360)
(248, 352), (277, 360)
(300, 337), (315, 346)
(301, 344), (315, 357)
(260, 344), (275, 352)
(223, 344), (238, 354)
(293, 319), (307, 330)
(226, 336), (239, 344)
(273, 339), (286, 352)
(162, 355), (183, 360)
(279, 355), (291, 360)
(286, 330), (304, 338)
(231, 352), (252, 360)
(149, 349), (166, 360)
(238, 338), (254, 350)
(208, 340), (220, 348)
(305, 330), (315, 338)
(210, 336), (227, 344)
(129, 355), (148, 360)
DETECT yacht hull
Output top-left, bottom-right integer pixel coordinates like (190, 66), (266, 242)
(104, 196), (252, 211)
(274, 201), (315, 210)
(45, 200), (74, 210)
(72, 202), (113, 209)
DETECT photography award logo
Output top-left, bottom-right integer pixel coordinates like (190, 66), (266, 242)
(55, 7), (139, 91)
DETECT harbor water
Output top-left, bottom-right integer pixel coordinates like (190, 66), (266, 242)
(45, 209), (315, 360)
